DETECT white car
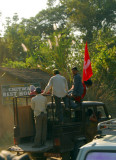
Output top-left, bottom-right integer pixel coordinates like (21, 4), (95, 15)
(76, 119), (116, 160)
(76, 135), (116, 160)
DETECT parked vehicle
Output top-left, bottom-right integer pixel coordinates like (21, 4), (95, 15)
(76, 118), (116, 160)
(8, 96), (111, 160)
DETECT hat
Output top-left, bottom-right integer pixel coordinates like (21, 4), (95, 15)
(35, 87), (41, 94)
(30, 85), (36, 92)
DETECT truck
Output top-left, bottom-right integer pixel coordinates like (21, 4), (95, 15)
(8, 95), (111, 160)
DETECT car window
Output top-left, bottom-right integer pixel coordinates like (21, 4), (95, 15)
(85, 107), (95, 121)
(97, 106), (107, 118)
(85, 151), (116, 160)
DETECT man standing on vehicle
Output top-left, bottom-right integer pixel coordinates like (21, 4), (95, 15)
(68, 67), (84, 105)
(31, 87), (47, 147)
(43, 69), (68, 123)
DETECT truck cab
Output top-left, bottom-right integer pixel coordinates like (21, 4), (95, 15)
(8, 96), (111, 160)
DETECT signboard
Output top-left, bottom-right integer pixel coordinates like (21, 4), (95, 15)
(1, 83), (40, 105)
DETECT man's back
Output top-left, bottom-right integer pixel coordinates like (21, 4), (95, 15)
(73, 73), (84, 96)
(44, 74), (68, 98)
(51, 74), (68, 97)
(31, 94), (47, 116)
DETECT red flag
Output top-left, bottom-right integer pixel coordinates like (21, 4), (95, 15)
(83, 42), (93, 81)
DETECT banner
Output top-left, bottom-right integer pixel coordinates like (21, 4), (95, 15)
(83, 42), (93, 81)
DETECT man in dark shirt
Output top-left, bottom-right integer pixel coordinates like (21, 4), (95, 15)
(75, 79), (93, 102)
(72, 67), (83, 97)
(69, 67), (83, 97)
(68, 67), (84, 107)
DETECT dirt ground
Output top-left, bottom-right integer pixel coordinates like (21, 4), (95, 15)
(0, 105), (14, 150)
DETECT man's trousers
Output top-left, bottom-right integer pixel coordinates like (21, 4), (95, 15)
(34, 113), (47, 146)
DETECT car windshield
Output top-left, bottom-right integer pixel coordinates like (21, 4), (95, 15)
(86, 152), (116, 160)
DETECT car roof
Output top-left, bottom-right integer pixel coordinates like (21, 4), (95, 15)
(80, 135), (116, 150)
(82, 101), (105, 106)
(46, 101), (105, 108)
(77, 135), (116, 160)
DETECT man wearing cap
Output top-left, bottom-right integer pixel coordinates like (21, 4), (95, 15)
(31, 87), (47, 147)
(43, 69), (68, 123)
(29, 85), (36, 97)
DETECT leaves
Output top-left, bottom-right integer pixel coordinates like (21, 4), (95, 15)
(61, 0), (116, 42)
(0, 0), (115, 109)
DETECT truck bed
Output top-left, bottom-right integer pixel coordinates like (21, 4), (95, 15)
(8, 140), (53, 153)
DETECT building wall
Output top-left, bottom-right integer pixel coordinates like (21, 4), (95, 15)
(0, 71), (25, 106)
(0, 72), (18, 147)
(0, 70), (51, 148)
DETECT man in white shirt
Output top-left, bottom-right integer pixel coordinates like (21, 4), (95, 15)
(43, 69), (68, 123)
(31, 87), (47, 147)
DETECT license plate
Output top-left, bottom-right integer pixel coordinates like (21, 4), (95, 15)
(44, 152), (61, 157)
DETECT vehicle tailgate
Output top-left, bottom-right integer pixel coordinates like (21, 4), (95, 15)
(8, 140), (53, 153)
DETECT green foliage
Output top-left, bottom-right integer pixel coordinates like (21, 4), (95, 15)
(33, 28), (76, 78)
(25, 56), (37, 68)
(88, 28), (116, 108)
(0, 37), (9, 63)
(60, 0), (116, 42)
(2, 59), (27, 68)
(91, 29), (116, 81)
(47, 0), (57, 7)
(0, 0), (115, 110)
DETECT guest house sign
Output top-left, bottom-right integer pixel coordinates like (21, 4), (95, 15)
(1, 83), (40, 105)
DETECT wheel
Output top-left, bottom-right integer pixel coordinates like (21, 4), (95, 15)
(70, 140), (85, 160)
(61, 152), (70, 160)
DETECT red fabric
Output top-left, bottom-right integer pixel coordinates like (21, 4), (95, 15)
(30, 91), (36, 95)
(29, 91), (37, 98)
(83, 42), (93, 81)
(81, 83), (86, 99)
(74, 83), (86, 102)
(41, 90), (51, 94)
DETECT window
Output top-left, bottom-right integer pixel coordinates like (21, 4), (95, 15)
(97, 106), (107, 119)
(85, 151), (116, 160)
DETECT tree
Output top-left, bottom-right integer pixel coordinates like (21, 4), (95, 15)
(33, 28), (76, 77)
(88, 28), (116, 109)
(0, 37), (9, 63)
(34, 5), (68, 36)
(60, 0), (116, 42)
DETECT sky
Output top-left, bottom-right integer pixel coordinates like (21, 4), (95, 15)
(0, 0), (48, 33)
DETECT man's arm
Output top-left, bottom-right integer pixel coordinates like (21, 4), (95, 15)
(45, 97), (48, 109)
(72, 75), (80, 96)
(31, 99), (35, 110)
(43, 77), (53, 94)
(69, 85), (74, 91)
(65, 78), (68, 93)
